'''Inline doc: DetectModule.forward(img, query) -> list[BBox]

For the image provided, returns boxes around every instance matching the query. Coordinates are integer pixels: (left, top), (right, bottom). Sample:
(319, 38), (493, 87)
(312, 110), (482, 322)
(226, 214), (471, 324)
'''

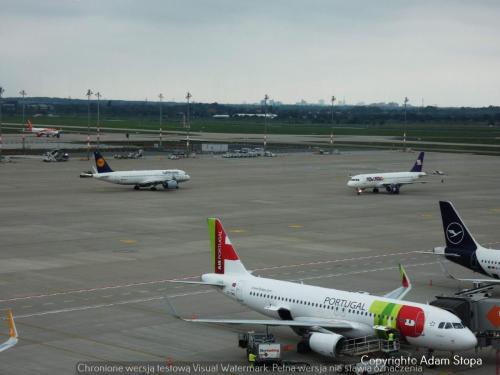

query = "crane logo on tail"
(96, 158), (106, 168)
(446, 222), (464, 245)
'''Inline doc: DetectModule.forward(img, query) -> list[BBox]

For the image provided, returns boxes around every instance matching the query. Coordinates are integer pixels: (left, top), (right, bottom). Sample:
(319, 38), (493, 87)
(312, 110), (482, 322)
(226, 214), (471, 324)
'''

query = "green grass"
(4, 114), (500, 145)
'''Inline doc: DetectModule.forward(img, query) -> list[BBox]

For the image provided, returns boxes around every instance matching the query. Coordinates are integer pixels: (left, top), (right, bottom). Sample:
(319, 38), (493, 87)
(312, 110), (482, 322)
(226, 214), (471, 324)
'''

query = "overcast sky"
(1, 0), (499, 106)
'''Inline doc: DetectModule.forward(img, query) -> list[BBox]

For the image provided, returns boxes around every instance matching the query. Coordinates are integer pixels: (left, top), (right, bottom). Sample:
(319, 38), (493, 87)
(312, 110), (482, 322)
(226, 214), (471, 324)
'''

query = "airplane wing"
(140, 177), (176, 187)
(165, 296), (356, 332)
(179, 316), (355, 331)
(382, 264), (412, 300)
(0, 310), (18, 353)
(435, 258), (500, 284)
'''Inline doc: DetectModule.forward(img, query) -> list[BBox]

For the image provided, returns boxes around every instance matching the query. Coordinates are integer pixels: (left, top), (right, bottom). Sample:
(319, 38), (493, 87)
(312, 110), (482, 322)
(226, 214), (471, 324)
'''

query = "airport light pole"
(403, 96), (409, 146)
(95, 91), (101, 150)
(19, 90), (27, 125)
(263, 94), (269, 151)
(159, 93), (163, 148)
(0, 86), (4, 160)
(330, 95), (336, 125)
(186, 92), (191, 153)
(86, 89), (93, 159)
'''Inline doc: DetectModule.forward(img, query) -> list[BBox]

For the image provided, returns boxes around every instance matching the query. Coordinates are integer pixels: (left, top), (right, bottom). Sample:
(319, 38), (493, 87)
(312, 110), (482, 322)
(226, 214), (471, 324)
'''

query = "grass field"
(3, 114), (500, 145)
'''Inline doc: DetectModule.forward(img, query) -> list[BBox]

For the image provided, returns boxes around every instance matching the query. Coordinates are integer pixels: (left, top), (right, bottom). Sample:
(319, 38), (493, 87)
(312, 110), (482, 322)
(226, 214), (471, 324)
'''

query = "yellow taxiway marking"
(421, 213), (433, 219)
(288, 224), (303, 229)
(120, 239), (137, 244)
(229, 229), (247, 233)
(490, 208), (500, 213)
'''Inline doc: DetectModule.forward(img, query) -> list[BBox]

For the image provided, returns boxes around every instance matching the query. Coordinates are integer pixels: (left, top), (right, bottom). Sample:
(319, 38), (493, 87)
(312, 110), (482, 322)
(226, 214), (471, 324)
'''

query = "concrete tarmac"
(0, 150), (498, 374)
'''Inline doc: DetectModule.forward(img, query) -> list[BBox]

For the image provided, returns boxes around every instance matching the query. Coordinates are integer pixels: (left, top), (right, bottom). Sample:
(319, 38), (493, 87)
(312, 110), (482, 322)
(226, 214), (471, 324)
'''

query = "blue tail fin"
(439, 201), (478, 252)
(94, 151), (113, 173)
(410, 152), (424, 172)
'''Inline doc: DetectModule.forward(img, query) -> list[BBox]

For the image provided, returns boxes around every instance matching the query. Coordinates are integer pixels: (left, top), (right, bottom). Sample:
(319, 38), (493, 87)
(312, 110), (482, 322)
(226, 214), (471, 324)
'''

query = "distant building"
(212, 114), (230, 118)
(234, 113), (277, 119)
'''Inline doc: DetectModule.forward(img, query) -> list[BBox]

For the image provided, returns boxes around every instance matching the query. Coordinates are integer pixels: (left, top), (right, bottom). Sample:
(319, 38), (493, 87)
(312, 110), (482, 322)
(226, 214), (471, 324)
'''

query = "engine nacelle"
(309, 332), (345, 358)
(163, 180), (178, 189)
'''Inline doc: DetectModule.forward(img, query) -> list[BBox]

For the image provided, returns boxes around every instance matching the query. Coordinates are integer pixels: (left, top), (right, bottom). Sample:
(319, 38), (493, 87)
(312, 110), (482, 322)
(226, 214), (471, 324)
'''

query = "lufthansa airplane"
(347, 152), (426, 195)
(171, 218), (477, 358)
(91, 151), (190, 190)
(0, 310), (18, 353)
(430, 201), (500, 284)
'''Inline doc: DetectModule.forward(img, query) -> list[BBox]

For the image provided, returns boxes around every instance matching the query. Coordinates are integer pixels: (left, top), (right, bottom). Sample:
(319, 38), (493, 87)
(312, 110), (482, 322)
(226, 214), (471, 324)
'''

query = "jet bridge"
(431, 291), (500, 348)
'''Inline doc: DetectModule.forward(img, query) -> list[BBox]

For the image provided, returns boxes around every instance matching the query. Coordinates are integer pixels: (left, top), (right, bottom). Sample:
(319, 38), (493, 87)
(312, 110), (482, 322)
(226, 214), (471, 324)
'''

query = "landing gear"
(133, 185), (140, 190)
(297, 340), (311, 354)
(373, 188), (379, 193)
(386, 185), (400, 194)
(422, 349), (437, 368)
(356, 188), (362, 196)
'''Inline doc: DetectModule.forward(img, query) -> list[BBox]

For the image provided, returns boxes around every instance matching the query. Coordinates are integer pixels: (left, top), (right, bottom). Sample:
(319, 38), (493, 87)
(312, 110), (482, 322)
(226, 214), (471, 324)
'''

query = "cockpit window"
(453, 323), (464, 329)
(445, 322), (452, 329)
(438, 322), (445, 329)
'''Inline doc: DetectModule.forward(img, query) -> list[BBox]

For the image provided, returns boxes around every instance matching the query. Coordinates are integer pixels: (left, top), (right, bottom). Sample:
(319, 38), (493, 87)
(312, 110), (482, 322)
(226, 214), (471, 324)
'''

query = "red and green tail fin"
(208, 218), (248, 275)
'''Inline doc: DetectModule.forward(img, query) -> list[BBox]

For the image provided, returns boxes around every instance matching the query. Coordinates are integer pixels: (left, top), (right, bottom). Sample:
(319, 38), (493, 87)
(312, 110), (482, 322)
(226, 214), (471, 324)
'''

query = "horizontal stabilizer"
(169, 280), (224, 287)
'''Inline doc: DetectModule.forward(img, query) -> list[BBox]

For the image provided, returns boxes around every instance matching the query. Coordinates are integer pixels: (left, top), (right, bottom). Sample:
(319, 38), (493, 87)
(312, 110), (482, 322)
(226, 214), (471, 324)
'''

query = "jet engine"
(308, 332), (345, 358)
(163, 180), (178, 189)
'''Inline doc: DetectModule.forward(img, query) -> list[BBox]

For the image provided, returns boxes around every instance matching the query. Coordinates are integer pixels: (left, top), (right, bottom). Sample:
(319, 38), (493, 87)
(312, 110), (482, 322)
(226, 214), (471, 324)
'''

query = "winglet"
(399, 264), (410, 289)
(383, 264), (412, 300)
(7, 310), (17, 339)
(165, 297), (181, 320)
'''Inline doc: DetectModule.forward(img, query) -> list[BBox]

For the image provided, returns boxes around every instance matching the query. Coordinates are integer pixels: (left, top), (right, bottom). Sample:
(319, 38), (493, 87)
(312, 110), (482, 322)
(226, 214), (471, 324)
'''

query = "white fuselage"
(94, 169), (190, 186)
(348, 171), (426, 190)
(202, 272), (477, 352)
(29, 127), (60, 137)
(474, 246), (500, 279)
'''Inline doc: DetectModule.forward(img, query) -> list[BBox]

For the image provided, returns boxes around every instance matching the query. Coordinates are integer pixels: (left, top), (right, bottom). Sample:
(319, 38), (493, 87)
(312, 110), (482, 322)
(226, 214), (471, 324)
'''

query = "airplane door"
(235, 281), (245, 303)
(470, 253), (478, 271)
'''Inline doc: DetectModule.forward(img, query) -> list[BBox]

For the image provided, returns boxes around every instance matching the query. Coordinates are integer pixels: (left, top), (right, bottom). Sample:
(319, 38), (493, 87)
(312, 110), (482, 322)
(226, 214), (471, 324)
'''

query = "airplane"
(25, 120), (62, 138)
(169, 218), (477, 358)
(91, 151), (190, 190)
(347, 152), (426, 195)
(0, 310), (18, 353)
(428, 201), (500, 284)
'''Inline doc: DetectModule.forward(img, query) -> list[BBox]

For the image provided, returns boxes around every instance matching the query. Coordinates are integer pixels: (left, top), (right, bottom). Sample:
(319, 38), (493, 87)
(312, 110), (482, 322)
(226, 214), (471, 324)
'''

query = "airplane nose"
(456, 330), (477, 351)
(347, 181), (353, 187)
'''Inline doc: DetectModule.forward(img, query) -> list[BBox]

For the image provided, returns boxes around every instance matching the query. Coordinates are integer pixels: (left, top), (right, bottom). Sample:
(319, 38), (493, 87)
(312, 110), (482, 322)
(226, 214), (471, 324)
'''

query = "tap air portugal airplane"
(428, 201), (500, 284)
(25, 120), (62, 138)
(347, 152), (426, 195)
(0, 310), (18, 353)
(171, 218), (477, 358)
(91, 151), (190, 190)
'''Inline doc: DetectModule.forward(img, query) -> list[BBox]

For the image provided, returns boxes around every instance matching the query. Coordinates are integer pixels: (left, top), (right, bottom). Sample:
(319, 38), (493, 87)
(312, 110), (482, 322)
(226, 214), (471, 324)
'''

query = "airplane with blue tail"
(347, 152), (426, 195)
(429, 201), (500, 284)
(91, 151), (190, 190)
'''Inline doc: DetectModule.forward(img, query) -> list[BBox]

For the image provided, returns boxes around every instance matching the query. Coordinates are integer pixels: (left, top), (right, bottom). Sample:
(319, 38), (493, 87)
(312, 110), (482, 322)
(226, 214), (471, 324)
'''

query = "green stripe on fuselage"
(207, 218), (216, 271)
(369, 300), (402, 329)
